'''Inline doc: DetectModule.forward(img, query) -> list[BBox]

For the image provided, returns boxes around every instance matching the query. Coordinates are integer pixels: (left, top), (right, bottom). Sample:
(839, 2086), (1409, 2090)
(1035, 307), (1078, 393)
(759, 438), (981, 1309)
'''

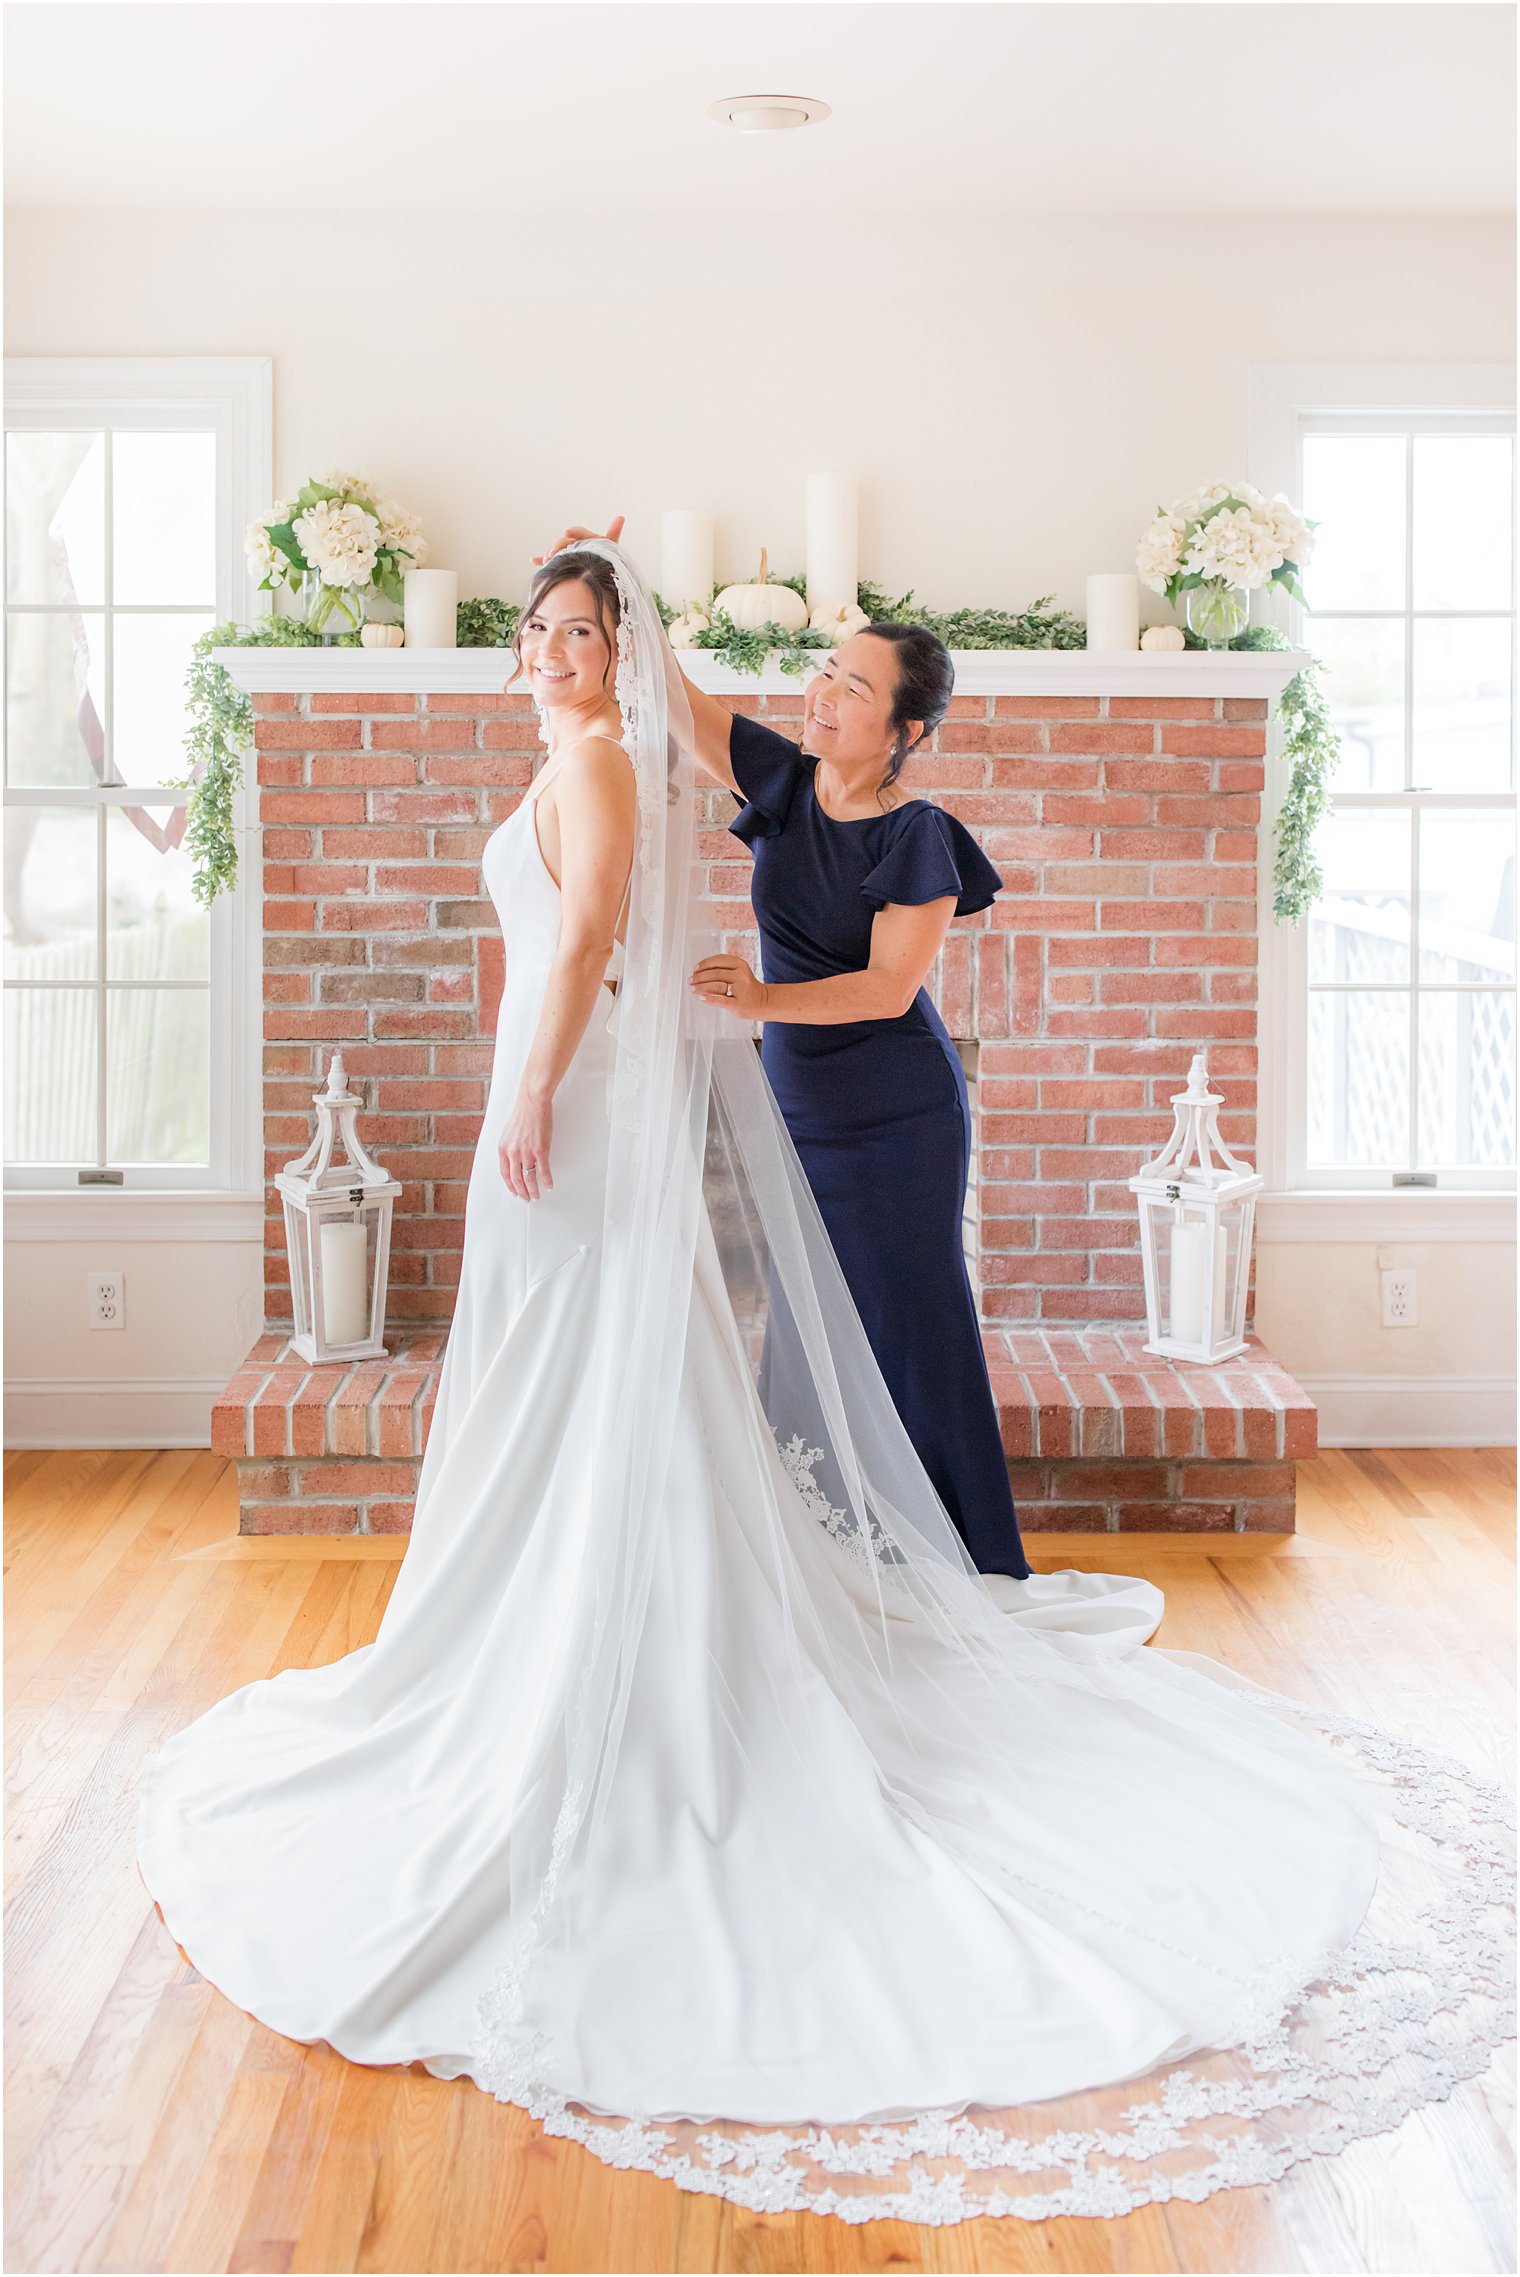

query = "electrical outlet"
(1380, 1266), (1417, 1328)
(88, 1270), (125, 1330)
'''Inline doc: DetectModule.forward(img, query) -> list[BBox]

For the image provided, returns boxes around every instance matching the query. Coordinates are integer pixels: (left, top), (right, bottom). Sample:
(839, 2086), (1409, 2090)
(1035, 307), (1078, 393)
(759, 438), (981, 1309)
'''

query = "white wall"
(5, 203), (1514, 1447)
(5, 207), (1513, 610)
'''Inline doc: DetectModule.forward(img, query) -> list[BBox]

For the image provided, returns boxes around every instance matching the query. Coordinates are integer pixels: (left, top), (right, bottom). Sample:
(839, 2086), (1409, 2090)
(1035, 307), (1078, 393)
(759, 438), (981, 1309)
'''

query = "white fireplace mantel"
(211, 646), (1309, 702)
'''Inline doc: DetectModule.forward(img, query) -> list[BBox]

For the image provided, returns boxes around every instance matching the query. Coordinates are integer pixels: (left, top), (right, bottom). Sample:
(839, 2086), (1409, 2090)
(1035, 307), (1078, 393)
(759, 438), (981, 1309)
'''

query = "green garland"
(174, 614), (361, 907)
(181, 587), (1336, 920)
(1189, 624), (1336, 925)
(857, 582), (1088, 651)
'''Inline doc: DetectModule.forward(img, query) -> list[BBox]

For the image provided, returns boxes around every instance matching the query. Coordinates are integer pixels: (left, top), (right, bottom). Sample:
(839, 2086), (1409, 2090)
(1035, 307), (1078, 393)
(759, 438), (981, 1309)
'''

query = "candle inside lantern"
(805, 472), (859, 620)
(1168, 1213), (1229, 1346)
(320, 1217), (369, 1346)
(404, 568), (458, 648)
(661, 510), (714, 612)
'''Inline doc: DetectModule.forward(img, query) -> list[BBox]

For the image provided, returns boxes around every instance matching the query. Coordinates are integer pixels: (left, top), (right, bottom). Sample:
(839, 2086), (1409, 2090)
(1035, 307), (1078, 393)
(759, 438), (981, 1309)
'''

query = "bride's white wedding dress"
(138, 544), (1512, 2225)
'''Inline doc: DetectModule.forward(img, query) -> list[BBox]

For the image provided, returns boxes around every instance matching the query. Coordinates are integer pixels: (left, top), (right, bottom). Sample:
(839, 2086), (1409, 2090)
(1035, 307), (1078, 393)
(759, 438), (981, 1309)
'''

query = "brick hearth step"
(214, 1326), (1314, 1538)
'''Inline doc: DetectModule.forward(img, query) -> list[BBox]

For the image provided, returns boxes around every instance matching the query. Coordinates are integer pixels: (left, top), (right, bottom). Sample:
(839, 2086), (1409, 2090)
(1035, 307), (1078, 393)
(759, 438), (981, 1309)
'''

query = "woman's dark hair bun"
(860, 622), (955, 788)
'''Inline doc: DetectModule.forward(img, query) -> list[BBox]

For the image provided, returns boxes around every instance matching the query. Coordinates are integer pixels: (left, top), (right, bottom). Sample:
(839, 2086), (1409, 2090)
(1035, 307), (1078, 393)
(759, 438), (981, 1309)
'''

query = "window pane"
(1419, 991), (1515, 1170)
(1412, 618), (1513, 793)
(3, 805), (98, 980)
(113, 431), (217, 606)
(105, 805), (207, 979)
(1308, 989), (1409, 1167)
(1413, 435), (1514, 611)
(111, 612), (212, 787)
(1308, 809), (1410, 983)
(1314, 617), (1405, 791)
(106, 987), (210, 1164)
(1419, 810), (1516, 986)
(5, 610), (107, 788)
(1302, 434), (1406, 611)
(5, 431), (104, 606)
(3, 987), (97, 1163)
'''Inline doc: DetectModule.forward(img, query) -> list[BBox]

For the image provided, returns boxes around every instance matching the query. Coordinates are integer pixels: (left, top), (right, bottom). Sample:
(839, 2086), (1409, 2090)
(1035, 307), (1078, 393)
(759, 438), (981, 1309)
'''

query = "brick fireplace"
(212, 646), (1314, 1536)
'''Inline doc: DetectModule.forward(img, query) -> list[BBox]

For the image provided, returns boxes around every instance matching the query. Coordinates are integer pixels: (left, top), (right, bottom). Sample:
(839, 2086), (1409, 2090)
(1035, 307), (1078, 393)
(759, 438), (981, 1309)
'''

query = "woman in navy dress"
(683, 626), (1032, 1580)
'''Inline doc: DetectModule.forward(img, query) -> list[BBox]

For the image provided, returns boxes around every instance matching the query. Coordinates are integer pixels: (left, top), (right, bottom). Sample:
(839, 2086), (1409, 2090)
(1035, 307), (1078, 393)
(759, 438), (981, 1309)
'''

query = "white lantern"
(1129, 1052), (1263, 1365)
(275, 1054), (402, 1363)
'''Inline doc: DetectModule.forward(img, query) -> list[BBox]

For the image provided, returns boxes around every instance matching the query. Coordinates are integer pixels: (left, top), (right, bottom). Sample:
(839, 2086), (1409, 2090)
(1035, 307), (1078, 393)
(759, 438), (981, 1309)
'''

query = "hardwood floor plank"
(164, 2056), (300, 2276)
(228, 2041), (351, 2276)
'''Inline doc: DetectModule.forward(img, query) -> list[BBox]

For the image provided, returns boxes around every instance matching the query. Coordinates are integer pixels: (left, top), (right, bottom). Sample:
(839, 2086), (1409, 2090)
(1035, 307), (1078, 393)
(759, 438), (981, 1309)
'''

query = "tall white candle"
(403, 568), (458, 648)
(1085, 573), (1141, 653)
(320, 1217), (370, 1346)
(805, 473), (859, 619)
(1168, 1216), (1209, 1346)
(660, 510), (714, 612)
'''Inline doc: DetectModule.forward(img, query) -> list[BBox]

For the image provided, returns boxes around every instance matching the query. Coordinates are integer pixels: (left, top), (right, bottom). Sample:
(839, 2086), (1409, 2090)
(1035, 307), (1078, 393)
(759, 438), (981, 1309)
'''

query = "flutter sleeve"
(727, 713), (807, 847)
(859, 805), (1003, 917)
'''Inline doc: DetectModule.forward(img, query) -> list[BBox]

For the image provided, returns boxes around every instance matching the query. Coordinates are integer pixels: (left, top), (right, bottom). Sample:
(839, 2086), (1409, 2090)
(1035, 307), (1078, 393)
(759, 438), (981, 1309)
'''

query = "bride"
(137, 539), (1511, 2225)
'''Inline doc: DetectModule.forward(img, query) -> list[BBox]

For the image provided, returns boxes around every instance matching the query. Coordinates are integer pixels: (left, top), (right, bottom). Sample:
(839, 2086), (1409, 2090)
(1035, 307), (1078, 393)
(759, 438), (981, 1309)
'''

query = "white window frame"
(1249, 361), (1518, 1243)
(3, 356), (270, 1208)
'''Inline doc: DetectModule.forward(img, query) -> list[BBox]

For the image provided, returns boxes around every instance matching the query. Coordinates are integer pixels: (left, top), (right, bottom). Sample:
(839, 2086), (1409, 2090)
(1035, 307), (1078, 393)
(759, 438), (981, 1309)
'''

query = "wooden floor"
(5, 1446), (1515, 2276)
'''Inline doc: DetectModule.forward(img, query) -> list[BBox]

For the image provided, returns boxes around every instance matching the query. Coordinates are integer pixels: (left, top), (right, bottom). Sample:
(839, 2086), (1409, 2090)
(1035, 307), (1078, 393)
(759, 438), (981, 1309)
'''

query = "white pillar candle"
(1168, 1216), (1209, 1346)
(403, 568), (459, 648)
(320, 1217), (370, 1346)
(805, 472), (859, 619)
(661, 510), (714, 612)
(1085, 573), (1141, 653)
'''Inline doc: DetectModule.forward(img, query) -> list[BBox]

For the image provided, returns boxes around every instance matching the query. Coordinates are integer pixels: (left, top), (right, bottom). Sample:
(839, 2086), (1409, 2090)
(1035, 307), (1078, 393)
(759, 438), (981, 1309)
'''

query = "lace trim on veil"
(473, 1695), (1513, 2226)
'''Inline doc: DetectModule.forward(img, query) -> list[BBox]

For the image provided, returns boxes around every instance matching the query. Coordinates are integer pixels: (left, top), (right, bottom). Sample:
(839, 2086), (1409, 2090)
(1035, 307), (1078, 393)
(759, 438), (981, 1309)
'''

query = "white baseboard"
(1299, 1373), (1516, 1448)
(3, 1376), (222, 1449)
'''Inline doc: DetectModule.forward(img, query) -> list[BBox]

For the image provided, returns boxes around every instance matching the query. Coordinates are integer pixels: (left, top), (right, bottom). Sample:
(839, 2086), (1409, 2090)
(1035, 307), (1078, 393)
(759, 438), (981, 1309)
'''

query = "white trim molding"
(1256, 1190), (1516, 1244)
(210, 645), (1311, 702)
(3, 1374), (229, 1449)
(3, 1190), (265, 1243)
(1301, 1373), (1516, 1449)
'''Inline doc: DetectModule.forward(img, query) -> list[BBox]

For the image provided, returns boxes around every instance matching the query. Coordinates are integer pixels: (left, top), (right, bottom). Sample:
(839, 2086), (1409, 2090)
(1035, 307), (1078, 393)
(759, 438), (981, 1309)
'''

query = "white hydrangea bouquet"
(1137, 482), (1315, 645)
(246, 468), (428, 635)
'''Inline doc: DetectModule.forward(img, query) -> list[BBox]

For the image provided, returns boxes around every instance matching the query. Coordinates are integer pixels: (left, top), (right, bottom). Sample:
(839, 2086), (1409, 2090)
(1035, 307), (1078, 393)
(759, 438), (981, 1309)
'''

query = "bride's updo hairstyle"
(509, 549), (622, 696)
(861, 623), (955, 790)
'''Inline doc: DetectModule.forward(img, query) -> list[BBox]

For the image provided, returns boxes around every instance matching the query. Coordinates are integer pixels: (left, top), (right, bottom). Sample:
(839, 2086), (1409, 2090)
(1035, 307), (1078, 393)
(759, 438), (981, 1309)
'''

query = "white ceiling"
(4, 0), (1514, 218)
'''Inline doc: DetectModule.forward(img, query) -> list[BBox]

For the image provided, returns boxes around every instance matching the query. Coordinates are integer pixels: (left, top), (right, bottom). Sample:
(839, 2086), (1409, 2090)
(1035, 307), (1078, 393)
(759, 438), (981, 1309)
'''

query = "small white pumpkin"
(714, 549), (810, 633)
(667, 603), (711, 649)
(810, 600), (872, 645)
(1140, 623), (1186, 652)
(360, 622), (405, 648)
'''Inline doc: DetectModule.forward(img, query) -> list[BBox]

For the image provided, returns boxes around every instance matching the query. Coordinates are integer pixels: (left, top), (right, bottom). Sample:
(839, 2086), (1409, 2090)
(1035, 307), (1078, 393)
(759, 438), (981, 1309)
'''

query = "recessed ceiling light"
(708, 94), (832, 135)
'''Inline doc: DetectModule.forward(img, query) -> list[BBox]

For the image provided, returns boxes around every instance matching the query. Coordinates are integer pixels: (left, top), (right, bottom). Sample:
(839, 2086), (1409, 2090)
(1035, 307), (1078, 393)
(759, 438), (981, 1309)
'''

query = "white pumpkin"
(1140, 623), (1186, 652)
(360, 622), (405, 648)
(667, 603), (711, 649)
(809, 600), (871, 645)
(714, 549), (810, 633)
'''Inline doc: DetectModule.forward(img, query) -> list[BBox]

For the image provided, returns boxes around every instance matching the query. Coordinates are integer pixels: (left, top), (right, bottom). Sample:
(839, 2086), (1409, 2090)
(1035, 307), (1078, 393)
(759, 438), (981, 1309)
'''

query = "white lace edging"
(469, 1697), (1515, 2226)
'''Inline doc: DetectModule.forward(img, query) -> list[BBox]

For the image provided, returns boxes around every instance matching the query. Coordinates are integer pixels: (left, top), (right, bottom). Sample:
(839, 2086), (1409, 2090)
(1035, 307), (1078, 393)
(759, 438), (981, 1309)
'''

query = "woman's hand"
(531, 516), (625, 568)
(691, 955), (768, 1019)
(499, 1088), (554, 1201)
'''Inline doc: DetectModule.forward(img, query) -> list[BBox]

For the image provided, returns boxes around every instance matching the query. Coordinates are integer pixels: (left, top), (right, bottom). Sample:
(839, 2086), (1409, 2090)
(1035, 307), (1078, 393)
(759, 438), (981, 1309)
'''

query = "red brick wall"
(254, 686), (1265, 1330)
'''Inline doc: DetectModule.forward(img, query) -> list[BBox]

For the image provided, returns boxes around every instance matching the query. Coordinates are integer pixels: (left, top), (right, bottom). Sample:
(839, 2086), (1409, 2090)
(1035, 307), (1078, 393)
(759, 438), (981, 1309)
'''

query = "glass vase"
(302, 571), (368, 642)
(1184, 580), (1249, 649)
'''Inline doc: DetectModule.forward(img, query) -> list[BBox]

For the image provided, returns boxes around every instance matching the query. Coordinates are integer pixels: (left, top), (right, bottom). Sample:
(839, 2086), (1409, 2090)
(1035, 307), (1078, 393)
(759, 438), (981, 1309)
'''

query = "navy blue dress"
(728, 714), (1031, 1579)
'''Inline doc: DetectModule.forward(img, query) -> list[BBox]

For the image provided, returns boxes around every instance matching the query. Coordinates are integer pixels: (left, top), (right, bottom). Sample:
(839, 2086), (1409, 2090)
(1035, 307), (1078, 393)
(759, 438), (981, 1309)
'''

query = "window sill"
(1257, 1190), (1515, 1244)
(3, 1190), (266, 1243)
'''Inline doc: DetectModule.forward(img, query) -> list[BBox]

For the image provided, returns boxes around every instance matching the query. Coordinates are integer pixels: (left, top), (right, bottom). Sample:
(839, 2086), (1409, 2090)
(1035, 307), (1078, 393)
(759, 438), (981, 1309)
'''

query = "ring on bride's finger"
(725, 983), (734, 997)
